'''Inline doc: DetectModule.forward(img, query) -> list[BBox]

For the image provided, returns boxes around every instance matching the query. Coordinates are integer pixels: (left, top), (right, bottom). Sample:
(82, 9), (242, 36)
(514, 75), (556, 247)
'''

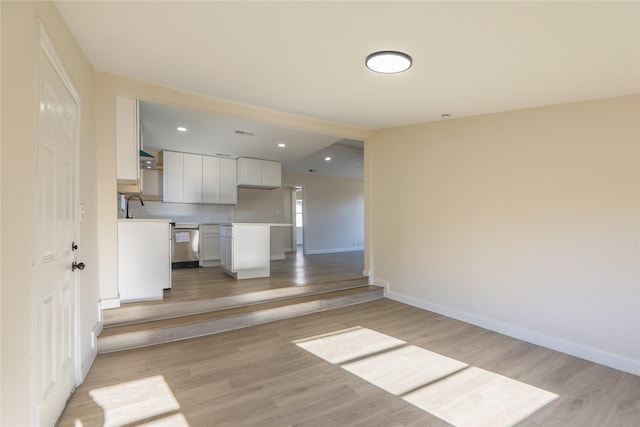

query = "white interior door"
(35, 26), (80, 425)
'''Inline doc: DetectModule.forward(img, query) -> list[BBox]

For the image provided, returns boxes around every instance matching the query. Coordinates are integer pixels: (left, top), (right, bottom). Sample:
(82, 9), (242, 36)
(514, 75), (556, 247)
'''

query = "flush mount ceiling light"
(324, 156), (332, 161)
(365, 50), (412, 74)
(177, 126), (187, 132)
(277, 143), (286, 148)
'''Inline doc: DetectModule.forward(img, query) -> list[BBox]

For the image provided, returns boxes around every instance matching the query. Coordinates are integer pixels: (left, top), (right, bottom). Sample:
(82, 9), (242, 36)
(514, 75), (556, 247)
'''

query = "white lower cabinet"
(118, 219), (171, 302)
(200, 225), (221, 267)
(220, 224), (271, 279)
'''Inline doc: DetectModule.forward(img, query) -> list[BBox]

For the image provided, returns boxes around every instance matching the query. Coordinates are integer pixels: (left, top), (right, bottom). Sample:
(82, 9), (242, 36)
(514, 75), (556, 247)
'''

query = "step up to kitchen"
(98, 284), (383, 353)
(103, 277), (370, 327)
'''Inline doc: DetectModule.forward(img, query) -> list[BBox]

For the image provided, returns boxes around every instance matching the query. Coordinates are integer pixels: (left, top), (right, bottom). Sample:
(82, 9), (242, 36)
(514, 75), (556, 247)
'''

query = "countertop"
(118, 218), (173, 223)
(220, 223), (292, 227)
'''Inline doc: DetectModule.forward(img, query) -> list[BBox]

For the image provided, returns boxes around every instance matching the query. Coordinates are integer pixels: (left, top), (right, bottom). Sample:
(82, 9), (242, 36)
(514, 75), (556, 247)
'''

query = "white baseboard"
(385, 288), (640, 376)
(80, 320), (102, 383)
(305, 246), (364, 255)
(100, 297), (120, 310)
(270, 254), (286, 260)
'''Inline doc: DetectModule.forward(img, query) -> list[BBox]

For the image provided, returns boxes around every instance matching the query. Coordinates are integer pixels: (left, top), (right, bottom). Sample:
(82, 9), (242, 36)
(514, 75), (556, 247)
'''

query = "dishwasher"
(171, 224), (200, 269)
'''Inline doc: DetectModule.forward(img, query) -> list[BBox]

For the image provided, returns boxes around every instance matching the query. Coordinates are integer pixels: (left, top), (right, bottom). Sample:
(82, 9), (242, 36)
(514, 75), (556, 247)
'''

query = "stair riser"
(98, 289), (382, 353)
(104, 278), (369, 327)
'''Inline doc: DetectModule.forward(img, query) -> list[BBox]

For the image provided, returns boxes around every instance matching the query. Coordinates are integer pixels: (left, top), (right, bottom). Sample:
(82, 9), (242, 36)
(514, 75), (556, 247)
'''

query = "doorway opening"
(295, 187), (304, 252)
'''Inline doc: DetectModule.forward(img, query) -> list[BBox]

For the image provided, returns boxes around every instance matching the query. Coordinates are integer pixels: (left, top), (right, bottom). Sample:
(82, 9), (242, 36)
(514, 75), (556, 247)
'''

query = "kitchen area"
(115, 97), (301, 304)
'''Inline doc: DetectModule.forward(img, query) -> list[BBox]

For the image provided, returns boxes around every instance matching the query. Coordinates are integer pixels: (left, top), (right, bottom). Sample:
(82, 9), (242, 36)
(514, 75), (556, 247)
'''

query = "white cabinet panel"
(162, 151), (184, 203)
(116, 96), (140, 184)
(202, 155), (221, 203)
(220, 157), (237, 204)
(118, 220), (171, 302)
(220, 225), (232, 271)
(165, 151), (237, 205)
(237, 157), (262, 186)
(200, 225), (221, 267)
(261, 160), (282, 188)
(237, 157), (281, 189)
(183, 153), (203, 203)
(220, 224), (271, 279)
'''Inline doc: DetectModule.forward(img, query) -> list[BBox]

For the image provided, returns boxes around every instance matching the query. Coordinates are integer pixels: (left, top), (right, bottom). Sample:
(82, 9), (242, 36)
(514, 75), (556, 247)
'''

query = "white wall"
(1, 1), (99, 424)
(370, 96), (640, 375)
(284, 173), (364, 254)
(282, 187), (294, 252)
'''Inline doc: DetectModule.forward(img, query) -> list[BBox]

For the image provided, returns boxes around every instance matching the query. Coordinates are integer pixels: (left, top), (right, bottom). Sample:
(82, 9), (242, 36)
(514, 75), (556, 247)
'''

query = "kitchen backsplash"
(120, 198), (234, 224)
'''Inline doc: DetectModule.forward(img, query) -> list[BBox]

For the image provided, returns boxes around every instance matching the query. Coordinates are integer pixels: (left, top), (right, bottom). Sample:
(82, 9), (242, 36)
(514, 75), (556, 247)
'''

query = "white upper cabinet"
(163, 150), (237, 205)
(115, 96), (140, 184)
(261, 160), (282, 188)
(220, 157), (237, 204)
(237, 157), (282, 189)
(162, 150), (184, 203)
(202, 155), (222, 203)
(183, 153), (203, 203)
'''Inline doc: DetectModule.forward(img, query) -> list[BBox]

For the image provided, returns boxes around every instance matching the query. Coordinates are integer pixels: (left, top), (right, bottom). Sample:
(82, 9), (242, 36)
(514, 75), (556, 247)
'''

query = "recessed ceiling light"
(177, 126), (187, 132)
(325, 157), (332, 161)
(365, 51), (412, 74)
(277, 143), (286, 148)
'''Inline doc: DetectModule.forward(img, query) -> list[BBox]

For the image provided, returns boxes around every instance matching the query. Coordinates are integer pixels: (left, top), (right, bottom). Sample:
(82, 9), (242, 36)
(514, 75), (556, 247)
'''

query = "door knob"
(72, 261), (85, 271)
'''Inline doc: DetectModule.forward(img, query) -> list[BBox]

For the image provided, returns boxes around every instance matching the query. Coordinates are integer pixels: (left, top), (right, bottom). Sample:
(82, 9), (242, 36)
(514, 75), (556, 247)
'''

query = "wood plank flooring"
(59, 299), (640, 426)
(126, 248), (365, 306)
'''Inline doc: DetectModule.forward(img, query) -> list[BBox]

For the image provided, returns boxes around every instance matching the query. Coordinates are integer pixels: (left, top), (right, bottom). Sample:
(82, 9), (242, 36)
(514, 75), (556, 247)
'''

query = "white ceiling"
(139, 101), (363, 179)
(54, 1), (638, 177)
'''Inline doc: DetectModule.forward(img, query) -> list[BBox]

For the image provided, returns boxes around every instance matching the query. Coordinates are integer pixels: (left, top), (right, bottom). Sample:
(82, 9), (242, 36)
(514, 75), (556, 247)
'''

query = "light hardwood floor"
(60, 298), (639, 426)
(128, 248), (366, 306)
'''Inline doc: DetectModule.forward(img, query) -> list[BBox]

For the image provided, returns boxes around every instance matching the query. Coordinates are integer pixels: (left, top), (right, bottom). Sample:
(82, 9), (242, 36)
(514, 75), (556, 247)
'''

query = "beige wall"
(284, 173), (365, 255)
(235, 187), (287, 257)
(1, 1), (98, 424)
(370, 95), (640, 374)
(94, 72), (371, 302)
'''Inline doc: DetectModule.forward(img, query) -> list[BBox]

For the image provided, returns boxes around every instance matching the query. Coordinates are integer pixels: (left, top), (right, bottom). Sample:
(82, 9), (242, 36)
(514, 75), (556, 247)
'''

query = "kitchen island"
(220, 223), (291, 279)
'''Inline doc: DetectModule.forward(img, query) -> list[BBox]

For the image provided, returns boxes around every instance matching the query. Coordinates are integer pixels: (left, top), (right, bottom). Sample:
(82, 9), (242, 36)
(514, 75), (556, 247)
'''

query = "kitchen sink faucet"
(125, 195), (144, 219)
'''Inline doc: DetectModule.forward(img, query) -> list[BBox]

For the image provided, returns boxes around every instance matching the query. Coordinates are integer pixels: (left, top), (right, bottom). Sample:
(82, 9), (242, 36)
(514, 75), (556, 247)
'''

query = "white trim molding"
(305, 246), (364, 255)
(384, 286), (640, 376)
(100, 298), (121, 310)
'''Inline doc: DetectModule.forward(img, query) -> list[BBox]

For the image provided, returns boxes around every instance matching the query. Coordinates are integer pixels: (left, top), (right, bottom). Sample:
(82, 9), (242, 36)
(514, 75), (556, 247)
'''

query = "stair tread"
(100, 285), (380, 338)
(103, 277), (370, 327)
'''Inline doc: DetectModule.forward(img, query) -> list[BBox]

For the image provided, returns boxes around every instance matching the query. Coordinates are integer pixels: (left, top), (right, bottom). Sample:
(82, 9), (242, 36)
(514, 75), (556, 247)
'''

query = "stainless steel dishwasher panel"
(171, 227), (200, 268)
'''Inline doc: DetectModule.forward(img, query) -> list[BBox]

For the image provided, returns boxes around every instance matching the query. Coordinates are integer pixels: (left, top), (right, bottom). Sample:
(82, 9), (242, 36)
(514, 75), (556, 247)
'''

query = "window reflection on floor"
(295, 327), (558, 427)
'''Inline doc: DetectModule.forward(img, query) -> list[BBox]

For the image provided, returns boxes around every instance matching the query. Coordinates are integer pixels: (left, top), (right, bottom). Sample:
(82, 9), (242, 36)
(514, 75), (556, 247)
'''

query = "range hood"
(140, 150), (157, 169)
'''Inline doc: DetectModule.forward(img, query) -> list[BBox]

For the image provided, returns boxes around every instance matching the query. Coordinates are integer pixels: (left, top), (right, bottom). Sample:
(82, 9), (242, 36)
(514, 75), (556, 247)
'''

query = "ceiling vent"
(234, 130), (255, 136)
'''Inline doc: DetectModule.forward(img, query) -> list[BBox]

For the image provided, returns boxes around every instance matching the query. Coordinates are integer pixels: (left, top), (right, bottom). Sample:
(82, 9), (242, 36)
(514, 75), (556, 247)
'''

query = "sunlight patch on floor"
(342, 344), (468, 395)
(137, 412), (190, 426)
(404, 366), (558, 426)
(88, 375), (187, 426)
(293, 326), (406, 364)
(295, 327), (558, 426)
